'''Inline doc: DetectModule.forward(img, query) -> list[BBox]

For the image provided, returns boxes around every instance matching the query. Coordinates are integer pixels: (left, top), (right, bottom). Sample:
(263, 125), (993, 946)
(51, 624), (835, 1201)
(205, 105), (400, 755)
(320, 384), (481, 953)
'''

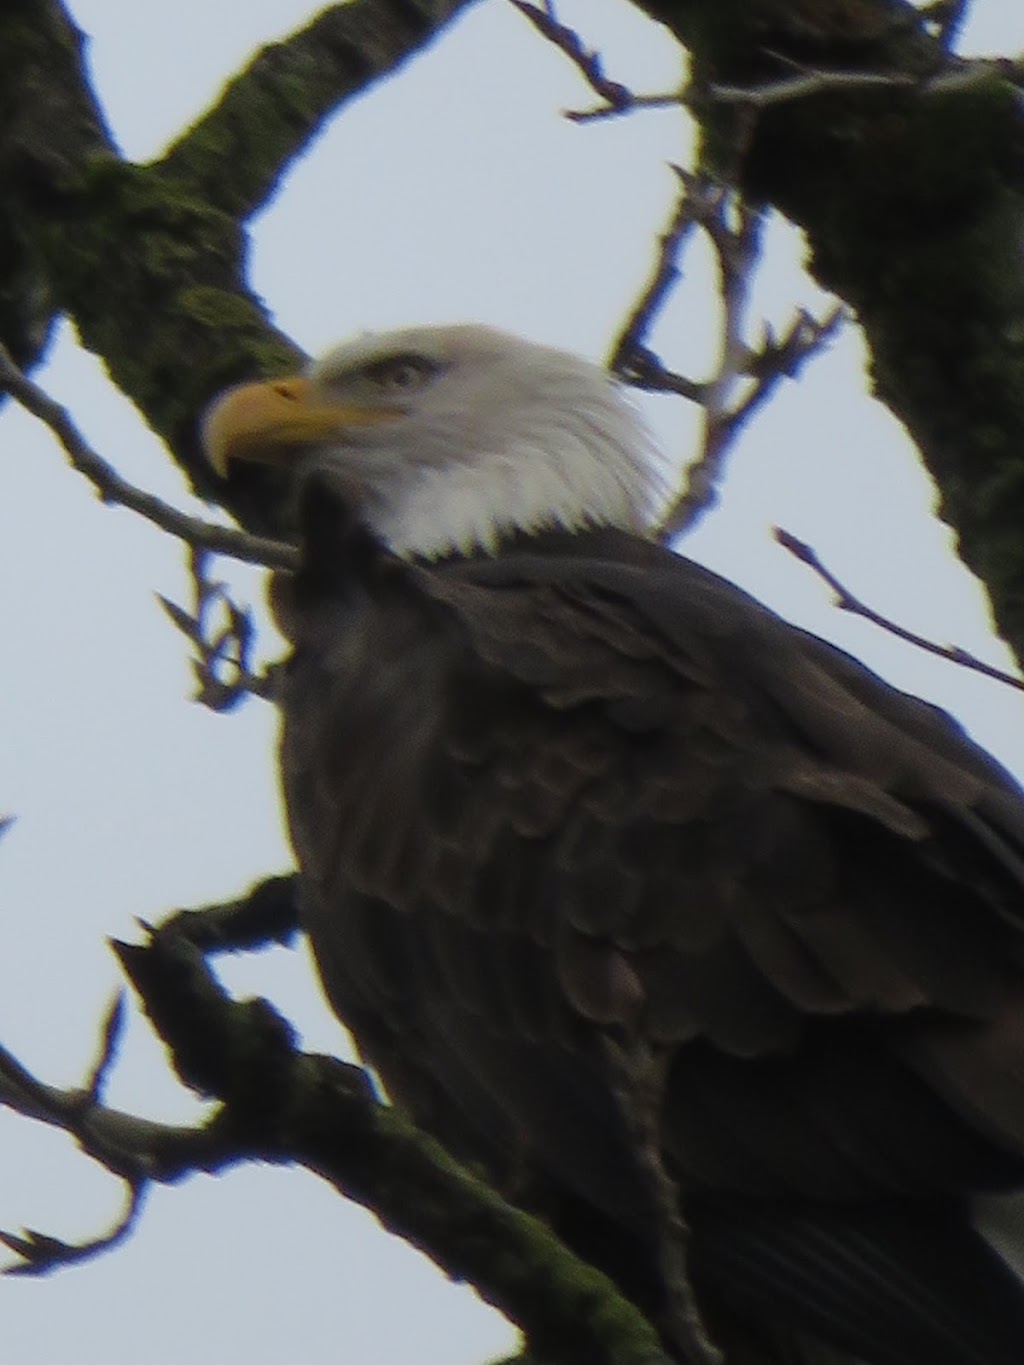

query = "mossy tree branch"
(0, 0), (474, 535)
(117, 920), (671, 1365)
(160, 0), (476, 220)
(3, 878), (670, 1365)
(628, 0), (1024, 665)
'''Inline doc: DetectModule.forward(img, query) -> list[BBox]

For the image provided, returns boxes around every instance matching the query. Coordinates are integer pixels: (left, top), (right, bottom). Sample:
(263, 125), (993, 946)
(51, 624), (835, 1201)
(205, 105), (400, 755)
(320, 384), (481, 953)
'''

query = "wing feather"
(281, 523), (1024, 1204)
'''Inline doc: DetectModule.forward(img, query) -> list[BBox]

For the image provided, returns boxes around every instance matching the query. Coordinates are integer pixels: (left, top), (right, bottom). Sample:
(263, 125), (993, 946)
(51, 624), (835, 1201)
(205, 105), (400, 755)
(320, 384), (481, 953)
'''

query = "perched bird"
(204, 325), (1024, 1365)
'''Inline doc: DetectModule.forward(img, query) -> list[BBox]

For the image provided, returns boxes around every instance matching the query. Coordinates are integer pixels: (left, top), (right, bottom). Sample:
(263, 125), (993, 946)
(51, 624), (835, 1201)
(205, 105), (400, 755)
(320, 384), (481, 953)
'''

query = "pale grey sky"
(2, 3), (1024, 1362)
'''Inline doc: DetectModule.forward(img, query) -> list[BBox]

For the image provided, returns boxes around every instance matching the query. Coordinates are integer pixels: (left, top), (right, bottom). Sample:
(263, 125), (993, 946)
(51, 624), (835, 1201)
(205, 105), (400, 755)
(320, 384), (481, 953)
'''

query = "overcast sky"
(2, 3), (1024, 1363)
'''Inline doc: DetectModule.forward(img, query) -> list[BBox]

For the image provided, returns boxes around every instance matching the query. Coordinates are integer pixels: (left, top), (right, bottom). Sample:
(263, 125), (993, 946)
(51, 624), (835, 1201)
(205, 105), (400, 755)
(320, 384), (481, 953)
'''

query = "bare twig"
(521, 4), (1023, 129)
(567, 91), (683, 124)
(609, 170), (843, 542)
(708, 65), (917, 112)
(507, 1), (634, 119)
(3, 1182), (147, 1278)
(610, 169), (708, 402)
(713, 303), (846, 449)
(85, 994), (127, 1106)
(650, 191), (764, 540)
(708, 54), (1024, 111)
(0, 1029), (208, 1277)
(158, 546), (282, 711)
(0, 344), (298, 572)
(775, 527), (1024, 694)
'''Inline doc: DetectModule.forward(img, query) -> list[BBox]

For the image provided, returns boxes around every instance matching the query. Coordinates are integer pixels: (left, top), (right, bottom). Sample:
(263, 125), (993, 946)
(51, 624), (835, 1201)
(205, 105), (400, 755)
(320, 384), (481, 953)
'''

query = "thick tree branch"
(2, 874), (671, 1365)
(160, 0), (478, 220)
(117, 922), (671, 1365)
(0, 0), (475, 540)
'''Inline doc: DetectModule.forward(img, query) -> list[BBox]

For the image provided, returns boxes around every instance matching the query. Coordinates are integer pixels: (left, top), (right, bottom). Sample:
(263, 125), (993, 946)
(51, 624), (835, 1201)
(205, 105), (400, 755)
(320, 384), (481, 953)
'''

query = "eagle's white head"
(202, 324), (663, 559)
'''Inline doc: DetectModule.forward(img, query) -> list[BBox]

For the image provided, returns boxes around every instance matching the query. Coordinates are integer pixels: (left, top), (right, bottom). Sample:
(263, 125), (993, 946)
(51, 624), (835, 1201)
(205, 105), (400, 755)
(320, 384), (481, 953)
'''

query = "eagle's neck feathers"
(355, 393), (662, 561)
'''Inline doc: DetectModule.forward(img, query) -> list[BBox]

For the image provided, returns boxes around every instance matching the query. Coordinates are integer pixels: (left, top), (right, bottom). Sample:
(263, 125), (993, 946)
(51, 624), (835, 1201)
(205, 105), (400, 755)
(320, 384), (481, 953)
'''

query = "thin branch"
(158, 546), (282, 711)
(610, 170), (707, 401)
(567, 91), (682, 124)
(774, 527), (1024, 693)
(3, 1183), (148, 1278)
(523, 9), (1022, 129)
(159, 0), (475, 220)
(0, 1036), (198, 1172)
(84, 994), (127, 1107)
(688, 301), (845, 471)
(0, 880), (296, 1196)
(651, 191), (764, 539)
(507, 1), (635, 119)
(609, 171), (843, 543)
(0, 345), (298, 572)
(708, 53), (1024, 111)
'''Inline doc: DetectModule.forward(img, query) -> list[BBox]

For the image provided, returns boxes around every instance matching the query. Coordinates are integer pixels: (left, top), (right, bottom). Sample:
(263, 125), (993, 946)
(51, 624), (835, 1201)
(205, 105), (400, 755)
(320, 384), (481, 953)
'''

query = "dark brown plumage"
(204, 327), (1024, 1365)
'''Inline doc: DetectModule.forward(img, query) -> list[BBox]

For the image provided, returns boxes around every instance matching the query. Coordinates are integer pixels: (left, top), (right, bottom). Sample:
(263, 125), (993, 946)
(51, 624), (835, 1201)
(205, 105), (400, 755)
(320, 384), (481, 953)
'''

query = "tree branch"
(657, 299), (843, 540)
(2, 872), (672, 1365)
(160, 0), (478, 220)
(610, 173), (707, 403)
(774, 526), (1024, 694)
(609, 170), (842, 540)
(158, 547), (285, 711)
(626, 0), (1024, 665)
(507, 2), (635, 119)
(0, 343), (298, 570)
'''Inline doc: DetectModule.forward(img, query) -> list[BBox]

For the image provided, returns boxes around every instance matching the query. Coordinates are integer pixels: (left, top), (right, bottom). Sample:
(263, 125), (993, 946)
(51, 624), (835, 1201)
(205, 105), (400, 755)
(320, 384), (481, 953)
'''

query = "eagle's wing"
(279, 521), (1024, 1364)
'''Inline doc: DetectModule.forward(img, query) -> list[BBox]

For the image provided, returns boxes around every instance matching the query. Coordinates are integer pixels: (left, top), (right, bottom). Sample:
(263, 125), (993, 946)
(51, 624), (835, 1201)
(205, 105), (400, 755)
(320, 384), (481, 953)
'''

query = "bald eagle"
(204, 326), (1024, 1365)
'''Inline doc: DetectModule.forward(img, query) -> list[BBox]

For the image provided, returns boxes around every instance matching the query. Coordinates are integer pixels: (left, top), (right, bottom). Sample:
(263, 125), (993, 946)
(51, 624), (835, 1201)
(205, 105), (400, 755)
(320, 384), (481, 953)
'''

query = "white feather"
(307, 325), (665, 559)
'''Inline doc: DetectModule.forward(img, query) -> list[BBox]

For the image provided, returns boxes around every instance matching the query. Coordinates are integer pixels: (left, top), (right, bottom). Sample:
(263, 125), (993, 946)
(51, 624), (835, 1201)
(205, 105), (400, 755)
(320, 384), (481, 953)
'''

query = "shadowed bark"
(633, 0), (1024, 662)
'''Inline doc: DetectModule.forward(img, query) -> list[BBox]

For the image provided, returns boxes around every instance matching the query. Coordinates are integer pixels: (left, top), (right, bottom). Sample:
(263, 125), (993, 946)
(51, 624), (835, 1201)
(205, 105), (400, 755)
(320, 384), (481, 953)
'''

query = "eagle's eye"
(360, 353), (440, 394)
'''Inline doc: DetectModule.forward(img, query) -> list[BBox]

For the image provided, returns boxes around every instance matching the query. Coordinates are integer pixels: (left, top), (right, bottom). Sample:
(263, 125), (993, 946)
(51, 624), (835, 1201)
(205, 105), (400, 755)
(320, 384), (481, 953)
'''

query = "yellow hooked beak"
(201, 375), (402, 478)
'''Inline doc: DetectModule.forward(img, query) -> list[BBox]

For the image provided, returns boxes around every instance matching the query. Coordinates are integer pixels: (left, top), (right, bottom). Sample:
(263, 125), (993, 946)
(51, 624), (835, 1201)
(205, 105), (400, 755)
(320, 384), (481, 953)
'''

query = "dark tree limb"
(1, 875), (672, 1365)
(153, 874), (302, 953)
(118, 923), (672, 1365)
(626, 0), (1024, 666)
(160, 0), (478, 221)
(0, 0), (474, 537)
